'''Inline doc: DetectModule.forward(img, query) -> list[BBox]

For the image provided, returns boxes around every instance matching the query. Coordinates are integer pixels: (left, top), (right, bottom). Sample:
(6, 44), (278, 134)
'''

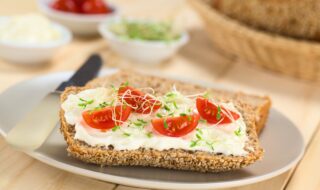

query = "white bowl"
(98, 21), (189, 64)
(37, 0), (118, 36)
(0, 18), (72, 65)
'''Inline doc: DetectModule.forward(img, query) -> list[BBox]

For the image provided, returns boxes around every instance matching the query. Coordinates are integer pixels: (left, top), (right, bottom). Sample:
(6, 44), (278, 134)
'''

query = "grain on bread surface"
(212, 0), (320, 41)
(60, 70), (269, 172)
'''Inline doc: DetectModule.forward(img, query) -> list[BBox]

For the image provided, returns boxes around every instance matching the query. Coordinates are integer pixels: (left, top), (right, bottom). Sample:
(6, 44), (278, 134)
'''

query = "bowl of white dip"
(0, 14), (72, 64)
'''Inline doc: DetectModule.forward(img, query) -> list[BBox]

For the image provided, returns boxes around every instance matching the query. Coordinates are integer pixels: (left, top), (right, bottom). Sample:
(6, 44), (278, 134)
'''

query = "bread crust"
(59, 70), (268, 172)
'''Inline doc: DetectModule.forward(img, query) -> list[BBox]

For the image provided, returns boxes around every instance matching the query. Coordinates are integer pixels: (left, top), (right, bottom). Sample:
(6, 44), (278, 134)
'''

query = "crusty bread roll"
(212, 0), (320, 41)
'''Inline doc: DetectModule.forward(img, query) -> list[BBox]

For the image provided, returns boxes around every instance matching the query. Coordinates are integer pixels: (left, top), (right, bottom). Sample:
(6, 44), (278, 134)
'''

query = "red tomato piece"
(118, 85), (161, 114)
(196, 97), (240, 124)
(51, 0), (81, 13)
(82, 105), (132, 130)
(151, 114), (200, 137)
(81, 0), (113, 14)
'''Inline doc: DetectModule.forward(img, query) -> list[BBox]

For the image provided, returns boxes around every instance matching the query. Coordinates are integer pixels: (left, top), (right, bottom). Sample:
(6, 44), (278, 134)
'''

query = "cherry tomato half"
(196, 97), (240, 124)
(118, 85), (161, 114)
(82, 105), (132, 130)
(151, 114), (200, 137)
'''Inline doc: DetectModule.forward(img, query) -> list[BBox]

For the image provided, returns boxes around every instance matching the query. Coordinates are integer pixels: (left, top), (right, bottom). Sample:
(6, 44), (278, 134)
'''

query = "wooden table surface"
(1, 0), (320, 190)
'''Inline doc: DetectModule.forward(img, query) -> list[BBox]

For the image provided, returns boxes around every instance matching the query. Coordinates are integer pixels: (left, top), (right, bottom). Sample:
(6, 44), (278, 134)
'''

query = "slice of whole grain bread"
(60, 70), (270, 172)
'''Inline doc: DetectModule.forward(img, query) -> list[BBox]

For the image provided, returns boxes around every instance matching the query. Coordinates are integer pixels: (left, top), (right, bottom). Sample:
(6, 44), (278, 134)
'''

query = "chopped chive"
(133, 122), (143, 126)
(156, 113), (163, 118)
(111, 84), (118, 92)
(216, 105), (222, 120)
(99, 102), (108, 108)
(137, 119), (147, 124)
(199, 119), (207, 123)
(234, 128), (242, 136)
(123, 132), (131, 137)
(146, 132), (153, 138)
(163, 119), (169, 129)
(190, 140), (198, 148)
(112, 126), (120, 132)
(173, 101), (178, 109)
(187, 115), (192, 121)
(206, 141), (214, 151)
(180, 113), (187, 116)
(78, 98), (94, 109)
(196, 133), (202, 140)
(196, 128), (203, 134)
(166, 92), (176, 97)
(164, 104), (171, 111)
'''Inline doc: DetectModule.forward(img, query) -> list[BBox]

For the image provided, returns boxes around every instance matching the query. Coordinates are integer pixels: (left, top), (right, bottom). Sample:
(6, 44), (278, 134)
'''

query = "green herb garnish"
(146, 132), (153, 138)
(216, 105), (222, 120)
(206, 141), (214, 151)
(137, 118), (147, 124)
(190, 128), (214, 150)
(110, 84), (117, 92)
(199, 119), (207, 123)
(234, 128), (242, 136)
(164, 104), (171, 111)
(196, 128), (203, 134)
(163, 119), (169, 129)
(109, 20), (181, 42)
(173, 101), (178, 109)
(156, 113), (163, 118)
(112, 126), (120, 132)
(166, 92), (176, 97)
(78, 98), (94, 109)
(123, 132), (131, 137)
(180, 113), (187, 117)
(190, 140), (199, 148)
(94, 100), (115, 110)
(196, 133), (202, 140)
(133, 119), (148, 130)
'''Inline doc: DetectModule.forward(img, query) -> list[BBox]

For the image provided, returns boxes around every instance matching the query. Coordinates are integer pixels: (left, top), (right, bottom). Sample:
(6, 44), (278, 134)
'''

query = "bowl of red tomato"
(37, 0), (118, 36)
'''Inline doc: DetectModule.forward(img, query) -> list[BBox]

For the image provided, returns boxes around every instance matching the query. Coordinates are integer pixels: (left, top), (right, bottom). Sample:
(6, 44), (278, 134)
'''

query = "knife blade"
(6, 54), (102, 151)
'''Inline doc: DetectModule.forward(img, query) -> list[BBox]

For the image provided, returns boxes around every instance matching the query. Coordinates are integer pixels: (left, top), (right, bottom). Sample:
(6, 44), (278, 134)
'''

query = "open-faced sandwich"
(60, 70), (271, 172)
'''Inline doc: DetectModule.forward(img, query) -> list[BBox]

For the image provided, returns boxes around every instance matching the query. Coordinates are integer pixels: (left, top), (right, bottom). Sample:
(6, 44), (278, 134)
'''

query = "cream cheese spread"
(61, 87), (249, 156)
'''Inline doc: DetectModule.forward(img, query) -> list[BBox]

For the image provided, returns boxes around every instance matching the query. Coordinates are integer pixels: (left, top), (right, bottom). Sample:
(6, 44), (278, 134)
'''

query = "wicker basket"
(189, 0), (320, 81)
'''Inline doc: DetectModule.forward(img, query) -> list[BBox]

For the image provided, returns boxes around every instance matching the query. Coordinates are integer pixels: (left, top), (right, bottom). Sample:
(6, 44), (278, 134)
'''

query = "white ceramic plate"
(0, 69), (304, 190)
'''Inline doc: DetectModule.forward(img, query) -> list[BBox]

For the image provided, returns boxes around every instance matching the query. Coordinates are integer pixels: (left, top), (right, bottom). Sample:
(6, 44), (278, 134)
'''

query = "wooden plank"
(285, 123), (320, 190)
(224, 172), (290, 190)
